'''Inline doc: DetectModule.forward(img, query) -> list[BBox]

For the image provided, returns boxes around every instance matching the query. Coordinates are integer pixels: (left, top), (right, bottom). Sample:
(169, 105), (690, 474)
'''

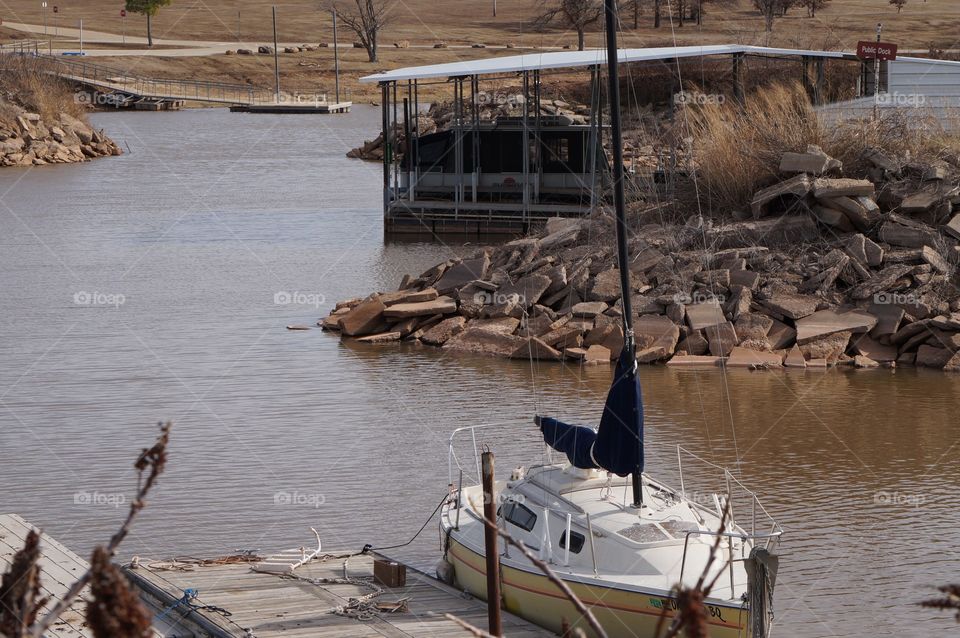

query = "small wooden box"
(373, 558), (406, 588)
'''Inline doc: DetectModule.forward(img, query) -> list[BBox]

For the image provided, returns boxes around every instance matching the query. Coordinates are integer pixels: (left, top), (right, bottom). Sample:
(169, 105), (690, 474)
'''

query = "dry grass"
(0, 55), (86, 122)
(679, 82), (960, 214)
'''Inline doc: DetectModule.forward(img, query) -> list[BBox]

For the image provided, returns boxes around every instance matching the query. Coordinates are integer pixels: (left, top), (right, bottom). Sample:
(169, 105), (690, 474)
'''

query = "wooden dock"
(229, 102), (352, 114)
(0, 514), (93, 638)
(124, 550), (554, 638)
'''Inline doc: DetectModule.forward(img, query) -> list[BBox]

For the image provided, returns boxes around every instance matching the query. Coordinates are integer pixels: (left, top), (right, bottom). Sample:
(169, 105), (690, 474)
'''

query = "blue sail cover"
(538, 346), (644, 477)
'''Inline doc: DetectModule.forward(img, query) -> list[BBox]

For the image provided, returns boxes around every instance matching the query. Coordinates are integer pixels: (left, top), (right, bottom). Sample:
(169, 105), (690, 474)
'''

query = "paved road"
(3, 20), (562, 57)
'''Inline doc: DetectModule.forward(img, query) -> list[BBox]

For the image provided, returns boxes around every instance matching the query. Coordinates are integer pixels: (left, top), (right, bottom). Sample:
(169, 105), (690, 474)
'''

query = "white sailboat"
(435, 2), (782, 636)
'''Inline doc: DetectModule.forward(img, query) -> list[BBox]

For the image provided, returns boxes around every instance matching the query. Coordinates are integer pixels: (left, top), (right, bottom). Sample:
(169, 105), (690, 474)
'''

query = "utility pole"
(873, 22), (883, 120)
(237, 10), (241, 42)
(79, 18), (83, 55)
(493, 0), (497, 17)
(272, 6), (281, 102)
(41, 2), (47, 35)
(332, 9), (341, 103)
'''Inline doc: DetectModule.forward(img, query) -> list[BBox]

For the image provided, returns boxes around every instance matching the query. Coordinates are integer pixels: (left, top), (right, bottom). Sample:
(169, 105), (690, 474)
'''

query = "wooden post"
(481, 451), (502, 637)
(732, 53), (744, 105)
(272, 6), (281, 102)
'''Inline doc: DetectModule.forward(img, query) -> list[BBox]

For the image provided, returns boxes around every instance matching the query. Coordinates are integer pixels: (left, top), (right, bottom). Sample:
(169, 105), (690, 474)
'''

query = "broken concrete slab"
(879, 221), (940, 249)
(583, 344), (612, 364)
(705, 321), (738, 357)
(635, 314), (680, 363)
(707, 216), (819, 249)
(725, 346), (783, 368)
(767, 318), (797, 350)
(587, 268), (624, 302)
(666, 355), (724, 367)
(916, 344), (954, 369)
(420, 316), (467, 345)
(471, 317), (521, 335)
(686, 301), (727, 330)
(850, 334), (898, 362)
(943, 214), (960, 240)
(677, 331), (709, 356)
(784, 344), (807, 368)
(433, 256), (490, 294)
(729, 269), (760, 290)
(498, 273), (553, 309)
(812, 177), (874, 199)
(811, 205), (854, 231)
(779, 145), (841, 175)
(378, 287), (439, 306)
(854, 354), (880, 368)
(867, 303), (905, 337)
(799, 330), (851, 362)
(795, 309), (877, 344)
(921, 246), (952, 275)
(944, 350), (960, 372)
(751, 174), (812, 218)
(338, 295), (388, 336)
(383, 296), (457, 319)
(734, 313), (774, 343)
(510, 336), (562, 361)
(572, 301), (608, 318)
(444, 327), (526, 357)
(356, 331), (401, 343)
(760, 292), (819, 320)
(849, 264), (913, 300)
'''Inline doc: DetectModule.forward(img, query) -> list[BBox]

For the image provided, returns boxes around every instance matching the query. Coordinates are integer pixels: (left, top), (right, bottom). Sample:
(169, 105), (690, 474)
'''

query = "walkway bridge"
(1, 44), (341, 109)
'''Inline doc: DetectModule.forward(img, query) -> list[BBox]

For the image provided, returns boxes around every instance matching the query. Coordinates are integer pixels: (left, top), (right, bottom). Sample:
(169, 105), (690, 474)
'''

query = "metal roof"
(359, 44), (851, 83)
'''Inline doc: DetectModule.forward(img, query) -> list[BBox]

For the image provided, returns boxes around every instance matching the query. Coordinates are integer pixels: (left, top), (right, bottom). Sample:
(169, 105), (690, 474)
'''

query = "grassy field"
(2, 0), (959, 101)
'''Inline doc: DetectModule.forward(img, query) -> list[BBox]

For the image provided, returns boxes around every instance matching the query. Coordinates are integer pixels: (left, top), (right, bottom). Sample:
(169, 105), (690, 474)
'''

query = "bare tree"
(333, 0), (390, 63)
(533, 0), (603, 51)
(800, 0), (830, 17)
(753, 0), (795, 31)
(889, 0), (907, 12)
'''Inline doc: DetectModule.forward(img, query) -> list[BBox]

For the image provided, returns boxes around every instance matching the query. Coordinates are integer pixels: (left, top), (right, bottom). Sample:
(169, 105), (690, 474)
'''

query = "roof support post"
(522, 71), (530, 222)
(381, 82), (390, 229)
(454, 78), (463, 218)
(472, 74), (480, 203)
(814, 58), (825, 106)
(534, 69), (542, 205)
(732, 52), (745, 105)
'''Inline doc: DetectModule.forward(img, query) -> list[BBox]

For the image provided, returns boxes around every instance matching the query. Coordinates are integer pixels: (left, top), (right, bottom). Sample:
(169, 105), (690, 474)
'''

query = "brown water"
(0, 107), (957, 637)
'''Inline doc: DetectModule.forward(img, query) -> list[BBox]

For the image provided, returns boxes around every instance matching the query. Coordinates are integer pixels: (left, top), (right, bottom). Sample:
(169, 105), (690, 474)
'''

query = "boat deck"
(124, 550), (554, 638)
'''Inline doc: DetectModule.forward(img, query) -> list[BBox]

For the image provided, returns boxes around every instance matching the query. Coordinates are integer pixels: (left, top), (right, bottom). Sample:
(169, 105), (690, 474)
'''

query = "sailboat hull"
(446, 536), (750, 638)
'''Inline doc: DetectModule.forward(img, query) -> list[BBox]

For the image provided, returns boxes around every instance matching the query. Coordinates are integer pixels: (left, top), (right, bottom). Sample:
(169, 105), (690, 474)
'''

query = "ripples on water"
(0, 107), (957, 637)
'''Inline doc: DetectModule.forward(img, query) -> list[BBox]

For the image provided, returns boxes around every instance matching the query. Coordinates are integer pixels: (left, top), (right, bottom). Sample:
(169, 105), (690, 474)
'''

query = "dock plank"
(125, 550), (555, 638)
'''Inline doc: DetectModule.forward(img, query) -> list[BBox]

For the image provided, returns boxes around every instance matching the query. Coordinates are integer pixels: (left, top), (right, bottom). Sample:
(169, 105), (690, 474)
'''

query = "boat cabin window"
(502, 501), (537, 532)
(559, 530), (585, 554)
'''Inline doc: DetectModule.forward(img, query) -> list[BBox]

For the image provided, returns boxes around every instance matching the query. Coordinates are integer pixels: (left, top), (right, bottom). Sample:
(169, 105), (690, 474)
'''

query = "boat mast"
(602, 0), (642, 508)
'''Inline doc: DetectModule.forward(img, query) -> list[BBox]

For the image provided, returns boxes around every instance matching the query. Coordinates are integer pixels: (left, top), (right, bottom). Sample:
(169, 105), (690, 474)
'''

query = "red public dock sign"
(857, 41), (898, 61)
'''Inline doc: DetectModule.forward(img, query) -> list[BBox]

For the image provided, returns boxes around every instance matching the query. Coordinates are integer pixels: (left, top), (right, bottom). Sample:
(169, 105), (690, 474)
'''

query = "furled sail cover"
(538, 347), (644, 477)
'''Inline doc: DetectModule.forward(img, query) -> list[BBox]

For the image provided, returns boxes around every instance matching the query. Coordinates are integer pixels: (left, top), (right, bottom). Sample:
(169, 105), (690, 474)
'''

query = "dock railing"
(0, 50), (337, 106)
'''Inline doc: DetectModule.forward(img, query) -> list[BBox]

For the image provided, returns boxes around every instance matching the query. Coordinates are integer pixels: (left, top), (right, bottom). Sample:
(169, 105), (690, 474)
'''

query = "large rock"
(433, 256), (490, 294)
(751, 174), (811, 218)
(916, 344), (953, 369)
(634, 315), (680, 362)
(686, 301), (726, 330)
(444, 327), (526, 357)
(799, 330), (851, 362)
(338, 295), (387, 336)
(849, 265), (913, 300)
(383, 296), (457, 319)
(868, 303), (905, 338)
(784, 344), (807, 368)
(496, 273), (552, 310)
(795, 309), (877, 344)
(705, 321), (738, 357)
(676, 331), (709, 356)
(587, 269), (623, 303)
(510, 337), (562, 361)
(572, 301), (608, 318)
(471, 317), (521, 334)
(420, 316), (467, 345)
(766, 318), (797, 350)
(735, 313), (774, 348)
(584, 323), (623, 357)
(944, 213), (960, 240)
(760, 293), (819, 320)
(850, 334), (898, 362)
(944, 351), (960, 372)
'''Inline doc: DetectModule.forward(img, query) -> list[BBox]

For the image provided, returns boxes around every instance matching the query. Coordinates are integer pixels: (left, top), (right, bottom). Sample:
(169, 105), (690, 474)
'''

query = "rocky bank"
(0, 106), (120, 167)
(321, 145), (960, 373)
